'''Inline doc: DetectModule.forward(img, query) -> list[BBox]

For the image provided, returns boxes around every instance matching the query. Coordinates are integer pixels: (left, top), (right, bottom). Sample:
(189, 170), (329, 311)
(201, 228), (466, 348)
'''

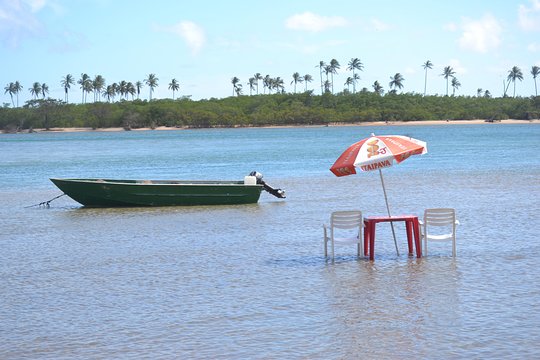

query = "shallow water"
(1, 124), (539, 358)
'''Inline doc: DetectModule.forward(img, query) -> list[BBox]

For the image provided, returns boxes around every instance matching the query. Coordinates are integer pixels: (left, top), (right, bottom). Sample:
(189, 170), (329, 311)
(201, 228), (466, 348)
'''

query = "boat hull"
(50, 178), (263, 207)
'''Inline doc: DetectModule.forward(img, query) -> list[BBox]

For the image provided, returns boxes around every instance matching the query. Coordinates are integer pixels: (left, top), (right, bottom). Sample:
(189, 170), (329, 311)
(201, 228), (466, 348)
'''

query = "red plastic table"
(363, 215), (422, 260)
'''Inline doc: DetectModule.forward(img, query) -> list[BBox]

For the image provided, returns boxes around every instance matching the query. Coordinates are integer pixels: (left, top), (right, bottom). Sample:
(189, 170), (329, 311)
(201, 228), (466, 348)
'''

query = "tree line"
(234, 60), (539, 98)
(3, 73), (162, 108)
(1, 91), (538, 133)
(2, 58), (539, 133)
(3, 60), (540, 108)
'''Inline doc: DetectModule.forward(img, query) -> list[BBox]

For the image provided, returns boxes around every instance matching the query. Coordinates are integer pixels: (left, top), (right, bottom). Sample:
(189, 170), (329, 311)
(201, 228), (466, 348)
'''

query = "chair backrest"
(331, 211), (363, 229)
(424, 208), (456, 227)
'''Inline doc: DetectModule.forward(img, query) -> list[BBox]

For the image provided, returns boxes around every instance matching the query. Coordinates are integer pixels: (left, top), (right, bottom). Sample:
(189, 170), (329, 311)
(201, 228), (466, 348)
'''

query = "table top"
(364, 215), (418, 221)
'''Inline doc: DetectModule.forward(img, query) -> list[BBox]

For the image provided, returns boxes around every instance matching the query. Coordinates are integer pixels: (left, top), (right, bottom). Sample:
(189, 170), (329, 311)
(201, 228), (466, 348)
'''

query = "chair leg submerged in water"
(420, 208), (460, 257)
(323, 211), (364, 260)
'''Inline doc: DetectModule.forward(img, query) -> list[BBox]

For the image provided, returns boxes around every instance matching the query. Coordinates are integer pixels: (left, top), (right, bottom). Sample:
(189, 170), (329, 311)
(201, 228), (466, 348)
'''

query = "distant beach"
(18, 119), (540, 133)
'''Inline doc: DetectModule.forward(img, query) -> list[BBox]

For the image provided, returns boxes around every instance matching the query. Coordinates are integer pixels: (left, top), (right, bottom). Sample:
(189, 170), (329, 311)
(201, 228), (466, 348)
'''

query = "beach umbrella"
(330, 133), (427, 255)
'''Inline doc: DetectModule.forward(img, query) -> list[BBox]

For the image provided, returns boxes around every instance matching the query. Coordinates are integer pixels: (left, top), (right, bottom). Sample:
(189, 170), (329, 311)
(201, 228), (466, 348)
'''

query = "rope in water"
(25, 193), (66, 208)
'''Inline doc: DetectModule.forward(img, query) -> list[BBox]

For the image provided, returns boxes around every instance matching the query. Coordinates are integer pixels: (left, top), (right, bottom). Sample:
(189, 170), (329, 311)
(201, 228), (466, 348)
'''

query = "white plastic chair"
(419, 208), (460, 257)
(323, 211), (364, 260)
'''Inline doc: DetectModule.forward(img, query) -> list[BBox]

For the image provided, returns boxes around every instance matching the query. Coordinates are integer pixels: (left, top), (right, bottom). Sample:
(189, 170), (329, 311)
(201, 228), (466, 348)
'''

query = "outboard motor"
(249, 171), (286, 198)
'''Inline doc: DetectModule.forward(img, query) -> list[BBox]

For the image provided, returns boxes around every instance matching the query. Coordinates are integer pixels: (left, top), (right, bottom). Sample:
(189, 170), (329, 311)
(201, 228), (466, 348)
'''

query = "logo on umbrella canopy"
(366, 139), (383, 158)
(359, 159), (393, 171)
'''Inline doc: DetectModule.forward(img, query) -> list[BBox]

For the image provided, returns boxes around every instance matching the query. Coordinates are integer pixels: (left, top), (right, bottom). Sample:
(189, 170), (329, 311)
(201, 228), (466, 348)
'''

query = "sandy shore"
(17, 119), (540, 133)
(325, 119), (539, 127)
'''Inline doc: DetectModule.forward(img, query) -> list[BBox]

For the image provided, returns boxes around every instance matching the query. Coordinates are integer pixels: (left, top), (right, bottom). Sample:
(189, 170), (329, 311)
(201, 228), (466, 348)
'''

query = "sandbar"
(16, 119), (540, 134)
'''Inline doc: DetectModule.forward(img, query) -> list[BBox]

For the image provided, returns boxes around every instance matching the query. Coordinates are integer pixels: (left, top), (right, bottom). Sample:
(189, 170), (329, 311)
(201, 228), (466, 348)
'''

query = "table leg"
(363, 220), (369, 257)
(413, 218), (422, 258)
(405, 220), (413, 255)
(369, 221), (376, 261)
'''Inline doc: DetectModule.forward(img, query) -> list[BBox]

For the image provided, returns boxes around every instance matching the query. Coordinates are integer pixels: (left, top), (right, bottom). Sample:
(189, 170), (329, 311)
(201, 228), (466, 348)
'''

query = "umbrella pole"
(378, 169), (400, 256)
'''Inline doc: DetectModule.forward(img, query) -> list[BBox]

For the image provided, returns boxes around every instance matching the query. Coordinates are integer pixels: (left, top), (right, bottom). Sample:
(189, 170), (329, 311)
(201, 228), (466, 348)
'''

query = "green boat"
(50, 172), (285, 207)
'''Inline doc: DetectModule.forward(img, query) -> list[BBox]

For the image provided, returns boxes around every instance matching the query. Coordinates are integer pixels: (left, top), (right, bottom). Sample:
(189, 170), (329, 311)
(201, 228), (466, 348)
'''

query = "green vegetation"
(1, 92), (539, 133)
(3, 61), (539, 132)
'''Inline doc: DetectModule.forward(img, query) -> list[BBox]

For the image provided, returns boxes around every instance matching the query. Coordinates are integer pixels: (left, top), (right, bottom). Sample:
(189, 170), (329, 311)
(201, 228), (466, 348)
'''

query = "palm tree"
(92, 75), (105, 102)
(266, 77), (274, 94)
(441, 66), (456, 96)
(61, 74), (75, 103)
(83, 81), (93, 102)
(29, 82), (42, 99)
(14, 81), (22, 107)
(451, 77), (461, 96)
(135, 81), (143, 99)
(323, 64), (332, 91)
(477, 88), (483, 97)
(303, 74), (313, 92)
(422, 60), (433, 96)
(145, 73), (159, 100)
(389, 73), (405, 92)
(352, 73), (360, 92)
(316, 61), (326, 95)
(168, 78), (180, 99)
(112, 83), (120, 101)
(347, 58), (363, 93)
(247, 77), (256, 96)
(329, 58), (340, 94)
(323, 79), (331, 93)
(263, 75), (271, 94)
(484, 90), (491, 98)
(41, 83), (49, 98)
(253, 73), (262, 95)
(78, 73), (91, 103)
(291, 72), (303, 93)
(103, 85), (116, 102)
(530, 65), (539, 96)
(235, 84), (243, 96)
(372, 81), (384, 95)
(127, 82), (136, 100)
(506, 66), (524, 97)
(231, 77), (241, 96)
(275, 77), (285, 93)
(344, 77), (354, 92)
(4, 82), (15, 107)
(118, 80), (128, 99)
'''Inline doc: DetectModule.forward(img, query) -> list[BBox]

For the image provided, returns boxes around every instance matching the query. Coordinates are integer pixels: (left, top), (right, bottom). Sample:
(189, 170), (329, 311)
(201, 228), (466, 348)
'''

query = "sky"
(1, 0), (540, 105)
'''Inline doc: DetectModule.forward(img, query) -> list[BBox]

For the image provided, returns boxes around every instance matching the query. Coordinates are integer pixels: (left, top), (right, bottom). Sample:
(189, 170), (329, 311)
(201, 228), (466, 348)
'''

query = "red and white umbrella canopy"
(330, 134), (427, 177)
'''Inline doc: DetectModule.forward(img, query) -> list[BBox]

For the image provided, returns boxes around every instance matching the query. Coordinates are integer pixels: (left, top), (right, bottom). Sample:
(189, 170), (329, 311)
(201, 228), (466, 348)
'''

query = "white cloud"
(404, 66), (416, 75)
(165, 21), (206, 55)
(438, 60), (467, 80)
(443, 22), (458, 32)
(457, 14), (502, 53)
(0, 0), (43, 47)
(370, 18), (390, 31)
(448, 59), (467, 75)
(285, 12), (348, 32)
(519, 0), (540, 31)
(24, 0), (46, 12)
(22, 0), (64, 14)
